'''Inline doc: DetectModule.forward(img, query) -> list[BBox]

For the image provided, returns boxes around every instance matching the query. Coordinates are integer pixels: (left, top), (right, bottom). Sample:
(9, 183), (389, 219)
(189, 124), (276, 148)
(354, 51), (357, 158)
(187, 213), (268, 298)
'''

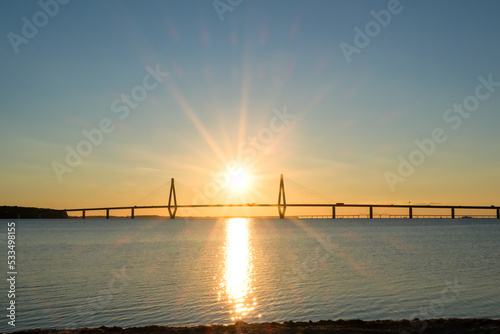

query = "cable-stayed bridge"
(65, 175), (500, 219)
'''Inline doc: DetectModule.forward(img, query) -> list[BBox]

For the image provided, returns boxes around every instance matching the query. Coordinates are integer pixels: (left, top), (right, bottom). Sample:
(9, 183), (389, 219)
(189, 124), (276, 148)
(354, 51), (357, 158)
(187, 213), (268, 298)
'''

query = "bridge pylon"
(168, 178), (177, 219)
(278, 174), (286, 219)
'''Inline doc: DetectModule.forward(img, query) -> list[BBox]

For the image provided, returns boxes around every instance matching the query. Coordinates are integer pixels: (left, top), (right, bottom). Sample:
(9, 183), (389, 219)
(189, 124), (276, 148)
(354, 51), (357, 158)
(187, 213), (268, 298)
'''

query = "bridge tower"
(278, 174), (286, 219)
(168, 178), (177, 219)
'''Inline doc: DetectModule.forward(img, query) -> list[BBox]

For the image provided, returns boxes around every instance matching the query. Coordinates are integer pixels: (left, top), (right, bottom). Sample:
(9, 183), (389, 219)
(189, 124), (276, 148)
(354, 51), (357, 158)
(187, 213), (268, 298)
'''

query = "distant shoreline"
(0, 206), (67, 219)
(11, 318), (500, 333)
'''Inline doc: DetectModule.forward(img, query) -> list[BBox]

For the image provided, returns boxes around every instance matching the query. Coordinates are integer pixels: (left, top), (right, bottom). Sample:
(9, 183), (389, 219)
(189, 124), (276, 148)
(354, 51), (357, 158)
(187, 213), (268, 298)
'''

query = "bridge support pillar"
(332, 206), (336, 219)
(168, 178), (177, 219)
(82, 210), (85, 220)
(369, 206), (373, 219)
(131, 207), (135, 219)
(409, 207), (413, 219)
(497, 208), (499, 219)
(106, 209), (110, 219)
(451, 207), (455, 219)
(278, 174), (286, 219)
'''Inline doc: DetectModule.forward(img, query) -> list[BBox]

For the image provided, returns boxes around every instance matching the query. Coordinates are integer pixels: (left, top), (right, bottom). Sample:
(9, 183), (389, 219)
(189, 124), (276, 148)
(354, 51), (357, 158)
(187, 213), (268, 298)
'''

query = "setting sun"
(229, 170), (249, 191)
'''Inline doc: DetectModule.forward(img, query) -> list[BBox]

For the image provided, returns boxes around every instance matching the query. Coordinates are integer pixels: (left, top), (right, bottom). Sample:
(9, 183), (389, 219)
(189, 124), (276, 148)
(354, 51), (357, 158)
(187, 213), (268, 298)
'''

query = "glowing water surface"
(2, 218), (500, 332)
(218, 218), (258, 320)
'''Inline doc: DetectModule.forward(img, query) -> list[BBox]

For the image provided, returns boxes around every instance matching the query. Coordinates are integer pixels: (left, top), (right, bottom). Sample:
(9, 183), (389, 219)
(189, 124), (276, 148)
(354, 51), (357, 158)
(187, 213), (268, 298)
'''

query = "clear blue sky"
(1, 0), (500, 211)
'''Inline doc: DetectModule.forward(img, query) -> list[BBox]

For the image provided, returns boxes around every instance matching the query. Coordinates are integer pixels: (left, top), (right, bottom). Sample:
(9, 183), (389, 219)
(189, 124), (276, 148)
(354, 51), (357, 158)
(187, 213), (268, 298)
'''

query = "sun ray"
(165, 81), (226, 163)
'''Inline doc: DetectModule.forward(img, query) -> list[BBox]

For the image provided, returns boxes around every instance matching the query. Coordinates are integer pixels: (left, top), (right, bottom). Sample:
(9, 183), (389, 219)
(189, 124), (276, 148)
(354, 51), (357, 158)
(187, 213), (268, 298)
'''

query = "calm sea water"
(1, 218), (500, 331)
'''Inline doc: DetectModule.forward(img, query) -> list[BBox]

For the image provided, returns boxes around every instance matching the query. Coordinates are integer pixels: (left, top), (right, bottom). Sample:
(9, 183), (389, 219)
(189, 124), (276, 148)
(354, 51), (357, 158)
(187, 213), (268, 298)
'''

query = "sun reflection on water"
(218, 218), (257, 321)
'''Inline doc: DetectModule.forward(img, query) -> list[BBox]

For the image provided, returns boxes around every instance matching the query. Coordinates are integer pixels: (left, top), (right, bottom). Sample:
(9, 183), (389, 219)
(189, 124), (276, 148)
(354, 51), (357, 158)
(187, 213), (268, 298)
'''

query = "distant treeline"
(0, 206), (68, 219)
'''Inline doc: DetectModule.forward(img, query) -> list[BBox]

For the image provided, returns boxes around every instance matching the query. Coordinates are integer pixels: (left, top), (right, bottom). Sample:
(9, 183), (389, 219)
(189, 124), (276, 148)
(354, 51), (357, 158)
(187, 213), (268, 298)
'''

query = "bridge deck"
(64, 203), (500, 219)
(65, 203), (500, 211)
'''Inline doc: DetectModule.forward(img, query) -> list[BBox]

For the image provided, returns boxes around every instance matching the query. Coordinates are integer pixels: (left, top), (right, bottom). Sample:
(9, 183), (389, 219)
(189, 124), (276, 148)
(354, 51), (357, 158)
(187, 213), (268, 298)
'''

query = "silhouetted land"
(12, 318), (500, 333)
(0, 206), (68, 219)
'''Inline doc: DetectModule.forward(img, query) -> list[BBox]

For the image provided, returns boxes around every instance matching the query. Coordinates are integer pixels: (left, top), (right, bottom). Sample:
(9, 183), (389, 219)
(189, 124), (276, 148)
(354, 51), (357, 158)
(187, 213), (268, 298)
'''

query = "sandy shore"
(12, 318), (500, 334)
